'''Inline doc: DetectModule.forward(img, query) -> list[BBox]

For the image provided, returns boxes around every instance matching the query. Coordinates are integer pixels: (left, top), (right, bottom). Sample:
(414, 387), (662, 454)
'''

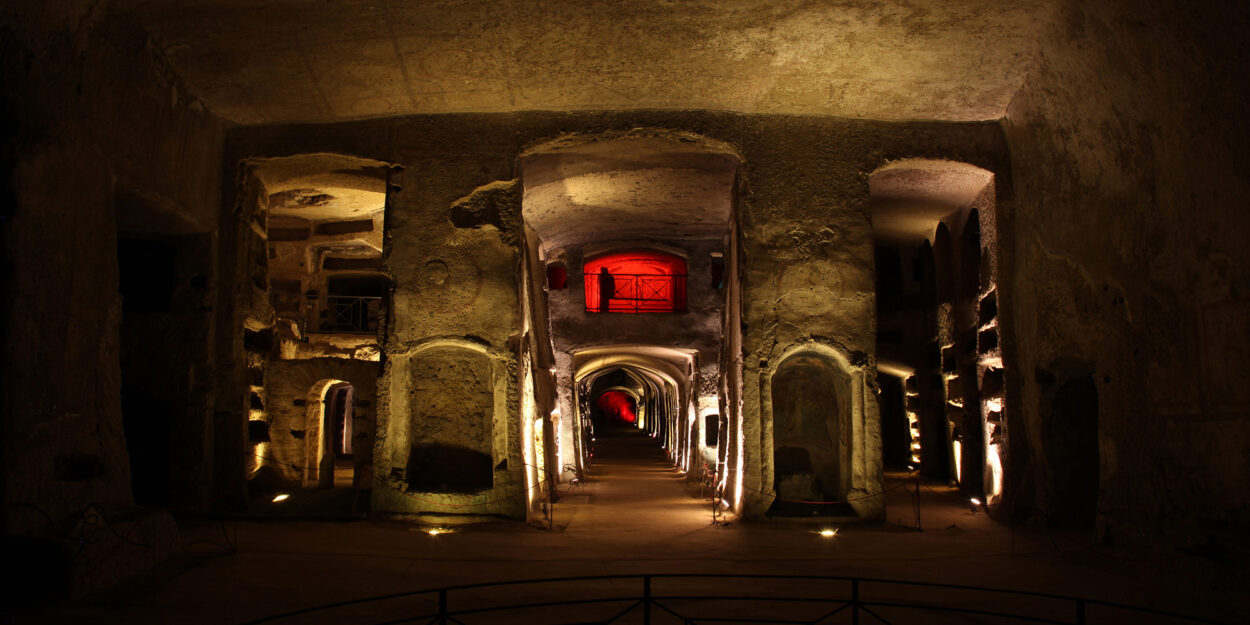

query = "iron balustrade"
(240, 573), (1233, 625)
(319, 295), (382, 333)
(583, 272), (688, 313)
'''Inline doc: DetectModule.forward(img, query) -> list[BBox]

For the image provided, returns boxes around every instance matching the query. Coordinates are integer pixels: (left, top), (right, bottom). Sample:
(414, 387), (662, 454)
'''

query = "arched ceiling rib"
(118, 0), (1058, 125)
(869, 159), (994, 244)
(574, 345), (696, 390)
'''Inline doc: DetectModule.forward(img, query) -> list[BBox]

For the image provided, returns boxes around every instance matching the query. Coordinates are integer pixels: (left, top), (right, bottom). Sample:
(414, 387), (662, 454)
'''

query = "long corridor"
(555, 427), (716, 538)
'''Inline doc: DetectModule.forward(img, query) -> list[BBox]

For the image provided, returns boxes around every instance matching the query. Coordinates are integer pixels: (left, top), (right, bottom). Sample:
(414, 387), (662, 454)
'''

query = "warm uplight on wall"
(952, 440), (963, 483)
(986, 438), (1003, 501)
(520, 354), (538, 511)
(251, 440), (268, 476)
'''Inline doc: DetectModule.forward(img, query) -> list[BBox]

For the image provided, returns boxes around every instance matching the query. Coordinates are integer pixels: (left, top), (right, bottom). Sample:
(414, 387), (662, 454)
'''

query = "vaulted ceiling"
(117, 0), (1057, 125)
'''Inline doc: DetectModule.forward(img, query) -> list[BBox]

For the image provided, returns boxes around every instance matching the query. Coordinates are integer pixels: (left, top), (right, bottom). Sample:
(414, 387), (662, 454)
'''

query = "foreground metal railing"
(241, 573), (1231, 625)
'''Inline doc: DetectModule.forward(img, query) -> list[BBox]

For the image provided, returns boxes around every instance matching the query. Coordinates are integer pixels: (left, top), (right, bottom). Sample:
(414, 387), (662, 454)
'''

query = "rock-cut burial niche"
(405, 348), (495, 493)
(1043, 371), (1099, 528)
(771, 353), (853, 513)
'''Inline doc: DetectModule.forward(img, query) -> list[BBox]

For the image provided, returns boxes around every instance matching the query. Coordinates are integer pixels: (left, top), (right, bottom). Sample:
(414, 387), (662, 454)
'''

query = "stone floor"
(25, 430), (1248, 624)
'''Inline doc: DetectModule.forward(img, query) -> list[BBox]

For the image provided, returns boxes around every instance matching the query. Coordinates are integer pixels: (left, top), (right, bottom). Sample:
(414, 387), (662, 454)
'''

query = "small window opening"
(709, 252), (725, 289)
(705, 414), (720, 447)
(583, 250), (687, 313)
(547, 262), (568, 290)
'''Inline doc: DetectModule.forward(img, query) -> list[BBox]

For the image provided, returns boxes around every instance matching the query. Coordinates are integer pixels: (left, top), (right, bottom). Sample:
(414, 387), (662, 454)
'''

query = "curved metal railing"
(240, 573), (1232, 625)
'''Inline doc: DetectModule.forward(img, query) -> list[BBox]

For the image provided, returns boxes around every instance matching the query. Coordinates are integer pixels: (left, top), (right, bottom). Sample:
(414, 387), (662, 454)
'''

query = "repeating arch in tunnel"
(573, 347), (697, 483)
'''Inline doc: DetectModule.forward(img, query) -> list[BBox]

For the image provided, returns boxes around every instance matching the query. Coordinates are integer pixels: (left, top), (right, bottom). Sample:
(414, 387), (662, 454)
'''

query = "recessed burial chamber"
(583, 250), (688, 314)
(770, 352), (853, 515)
(405, 347), (495, 494)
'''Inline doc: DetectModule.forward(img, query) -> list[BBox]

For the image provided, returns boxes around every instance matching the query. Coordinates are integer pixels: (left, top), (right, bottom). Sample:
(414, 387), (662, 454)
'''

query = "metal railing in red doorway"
(583, 272), (688, 313)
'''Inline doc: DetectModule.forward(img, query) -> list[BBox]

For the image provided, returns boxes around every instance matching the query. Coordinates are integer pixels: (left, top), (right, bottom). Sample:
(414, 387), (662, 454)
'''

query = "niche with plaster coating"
(771, 352), (852, 505)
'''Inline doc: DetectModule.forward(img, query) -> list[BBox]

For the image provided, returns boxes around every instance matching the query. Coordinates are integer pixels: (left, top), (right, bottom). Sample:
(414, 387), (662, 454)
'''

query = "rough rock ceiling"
(118, 0), (1056, 125)
(522, 135), (738, 250)
(251, 153), (388, 221)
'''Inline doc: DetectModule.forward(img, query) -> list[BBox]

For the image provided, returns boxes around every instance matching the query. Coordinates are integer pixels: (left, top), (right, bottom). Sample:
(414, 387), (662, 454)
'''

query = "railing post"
(851, 578), (859, 625)
(1075, 598), (1085, 625)
(438, 589), (448, 625)
(643, 575), (652, 625)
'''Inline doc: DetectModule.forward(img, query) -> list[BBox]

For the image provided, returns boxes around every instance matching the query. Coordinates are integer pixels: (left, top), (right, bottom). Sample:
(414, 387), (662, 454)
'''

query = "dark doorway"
(878, 374), (911, 469)
(321, 382), (355, 488)
(1044, 373), (1100, 528)
(117, 236), (181, 506)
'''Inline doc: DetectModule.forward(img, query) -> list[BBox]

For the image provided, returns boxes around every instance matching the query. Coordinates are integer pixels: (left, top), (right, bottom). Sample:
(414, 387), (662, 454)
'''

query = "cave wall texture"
(1001, 0), (1250, 544)
(2, 0), (1248, 599)
(1, 3), (228, 593)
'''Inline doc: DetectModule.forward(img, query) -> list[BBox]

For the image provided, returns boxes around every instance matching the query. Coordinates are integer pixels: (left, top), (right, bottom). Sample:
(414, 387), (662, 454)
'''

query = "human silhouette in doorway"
(598, 267), (614, 313)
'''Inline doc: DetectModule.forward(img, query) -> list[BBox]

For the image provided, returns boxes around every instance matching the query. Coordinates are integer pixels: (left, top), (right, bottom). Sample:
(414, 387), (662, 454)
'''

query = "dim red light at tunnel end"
(596, 390), (637, 424)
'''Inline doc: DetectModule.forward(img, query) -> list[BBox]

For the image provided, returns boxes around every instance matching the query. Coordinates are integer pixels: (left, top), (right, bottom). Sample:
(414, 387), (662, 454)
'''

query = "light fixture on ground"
(272, 493), (290, 503)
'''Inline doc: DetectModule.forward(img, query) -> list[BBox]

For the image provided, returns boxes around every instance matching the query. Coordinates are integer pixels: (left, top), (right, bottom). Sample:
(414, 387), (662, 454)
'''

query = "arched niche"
(1039, 358), (1100, 528)
(769, 350), (854, 508)
(959, 208), (982, 300)
(404, 344), (497, 493)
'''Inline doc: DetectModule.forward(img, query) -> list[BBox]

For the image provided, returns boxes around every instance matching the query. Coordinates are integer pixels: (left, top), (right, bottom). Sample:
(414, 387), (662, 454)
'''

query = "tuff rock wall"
(1001, 0), (1250, 544)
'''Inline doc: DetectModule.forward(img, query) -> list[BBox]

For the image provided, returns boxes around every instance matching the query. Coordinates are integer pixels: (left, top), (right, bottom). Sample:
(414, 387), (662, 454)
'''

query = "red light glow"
(584, 251), (687, 313)
(596, 390), (637, 424)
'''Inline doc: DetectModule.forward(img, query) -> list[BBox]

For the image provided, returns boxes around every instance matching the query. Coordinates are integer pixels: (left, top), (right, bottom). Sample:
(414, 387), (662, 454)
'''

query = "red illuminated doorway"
(595, 390), (638, 426)
(584, 251), (687, 313)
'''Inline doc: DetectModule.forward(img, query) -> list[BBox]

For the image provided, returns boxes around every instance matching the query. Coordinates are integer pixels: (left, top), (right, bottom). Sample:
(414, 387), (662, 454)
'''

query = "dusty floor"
(27, 431), (1248, 624)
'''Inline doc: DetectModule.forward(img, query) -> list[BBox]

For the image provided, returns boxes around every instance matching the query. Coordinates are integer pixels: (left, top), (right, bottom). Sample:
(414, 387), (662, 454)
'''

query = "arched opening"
(114, 189), (215, 508)
(515, 130), (746, 521)
(231, 153), (392, 506)
(769, 351), (853, 516)
(869, 159), (1002, 503)
(306, 379), (355, 489)
(402, 344), (497, 495)
(876, 366), (912, 470)
(595, 390), (639, 425)
(578, 363), (674, 457)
